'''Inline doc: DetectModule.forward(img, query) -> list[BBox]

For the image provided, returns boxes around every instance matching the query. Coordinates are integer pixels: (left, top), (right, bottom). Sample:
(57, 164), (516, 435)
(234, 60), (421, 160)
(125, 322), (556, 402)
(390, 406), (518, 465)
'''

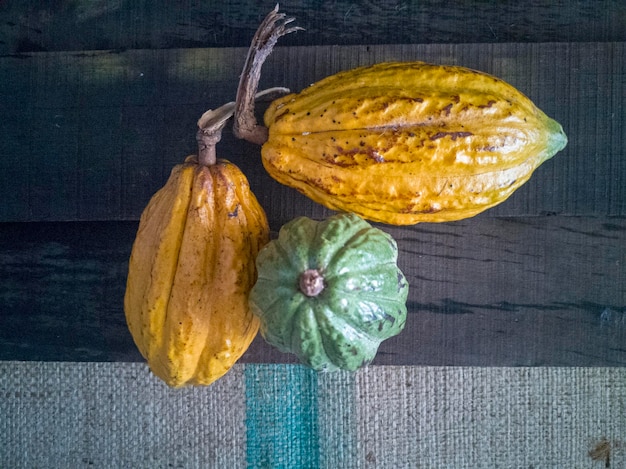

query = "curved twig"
(196, 87), (291, 166)
(233, 5), (302, 145)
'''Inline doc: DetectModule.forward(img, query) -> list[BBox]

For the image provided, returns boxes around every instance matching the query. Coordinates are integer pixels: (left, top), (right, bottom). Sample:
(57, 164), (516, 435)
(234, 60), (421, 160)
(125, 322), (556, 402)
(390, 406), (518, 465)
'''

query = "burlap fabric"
(1, 362), (624, 468)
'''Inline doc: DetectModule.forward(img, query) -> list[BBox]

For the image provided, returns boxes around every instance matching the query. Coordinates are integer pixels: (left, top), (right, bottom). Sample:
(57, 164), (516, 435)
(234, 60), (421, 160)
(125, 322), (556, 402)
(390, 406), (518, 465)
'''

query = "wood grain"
(0, 42), (624, 223)
(1, 216), (623, 365)
(0, 5), (624, 367)
(1, 1), (624, 54)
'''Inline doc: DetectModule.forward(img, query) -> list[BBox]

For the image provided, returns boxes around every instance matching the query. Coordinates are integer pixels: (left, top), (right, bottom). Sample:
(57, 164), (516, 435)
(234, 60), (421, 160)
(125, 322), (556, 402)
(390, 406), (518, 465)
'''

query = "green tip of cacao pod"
(553, 124), (568, 151)
(543, 118), (568, 163)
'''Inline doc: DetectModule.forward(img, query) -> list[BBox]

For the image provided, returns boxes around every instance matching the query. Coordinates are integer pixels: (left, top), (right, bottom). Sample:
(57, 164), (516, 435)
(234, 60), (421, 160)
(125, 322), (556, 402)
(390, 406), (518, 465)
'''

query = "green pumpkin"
(249, 212), (409, 371)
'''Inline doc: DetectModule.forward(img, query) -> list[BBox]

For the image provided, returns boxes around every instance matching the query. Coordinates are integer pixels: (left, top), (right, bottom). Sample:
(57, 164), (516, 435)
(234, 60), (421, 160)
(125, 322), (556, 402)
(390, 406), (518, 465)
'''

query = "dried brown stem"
(195, 88), (292, 166)
(196, 102), (236, 166)
(233, 5), (302, 145)
(299, 269), (325, 297)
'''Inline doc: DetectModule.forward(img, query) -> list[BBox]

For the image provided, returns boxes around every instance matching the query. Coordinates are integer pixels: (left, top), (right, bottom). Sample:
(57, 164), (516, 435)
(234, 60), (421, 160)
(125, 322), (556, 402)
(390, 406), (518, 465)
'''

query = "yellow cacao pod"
(262, 61), (567, 225)
(124, 156), (269, 387)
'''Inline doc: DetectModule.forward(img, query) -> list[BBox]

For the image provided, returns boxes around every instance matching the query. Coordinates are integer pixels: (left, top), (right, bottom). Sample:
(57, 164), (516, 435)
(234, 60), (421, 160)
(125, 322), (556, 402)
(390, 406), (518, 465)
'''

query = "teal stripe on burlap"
(317, 371), (358, 467)
(245, 364), (319, 468)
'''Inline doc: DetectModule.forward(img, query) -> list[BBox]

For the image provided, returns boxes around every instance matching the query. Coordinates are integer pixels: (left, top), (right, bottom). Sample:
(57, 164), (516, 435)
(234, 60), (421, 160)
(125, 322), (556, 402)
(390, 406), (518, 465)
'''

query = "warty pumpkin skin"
(249, 212), (409, 371)
(124, 155), (269, 387)
(261, 61), (568, 225)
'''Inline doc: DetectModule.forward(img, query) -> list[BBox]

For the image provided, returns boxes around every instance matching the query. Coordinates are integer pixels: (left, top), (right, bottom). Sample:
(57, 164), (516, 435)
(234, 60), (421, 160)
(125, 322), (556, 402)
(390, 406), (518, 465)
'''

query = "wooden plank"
(0, 216), (624, 365)
(1, 1), (625, 54)
(0, 42), (624, 222)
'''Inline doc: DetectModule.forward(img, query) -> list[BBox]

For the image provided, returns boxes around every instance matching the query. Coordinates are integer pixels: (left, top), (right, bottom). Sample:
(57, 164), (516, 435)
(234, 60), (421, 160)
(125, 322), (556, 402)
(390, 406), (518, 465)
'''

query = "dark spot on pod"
(397, 272), (406, 289)
(480, 145), (497, 152)
(274, 109), (290, 121)
(383, 312), (396, 325)
(367, 148), (385, 163)
(228, 204), (240, 218)
(420, 205), (442, 214)
(478, 100), (496, 109)
(430, 131), (474, 141)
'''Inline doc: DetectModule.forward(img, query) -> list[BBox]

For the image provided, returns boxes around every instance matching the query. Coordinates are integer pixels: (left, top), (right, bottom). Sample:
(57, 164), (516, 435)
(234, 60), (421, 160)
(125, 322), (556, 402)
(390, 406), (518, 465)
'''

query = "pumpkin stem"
(233, 5), (302, 145)
(299, 269), (325, 297)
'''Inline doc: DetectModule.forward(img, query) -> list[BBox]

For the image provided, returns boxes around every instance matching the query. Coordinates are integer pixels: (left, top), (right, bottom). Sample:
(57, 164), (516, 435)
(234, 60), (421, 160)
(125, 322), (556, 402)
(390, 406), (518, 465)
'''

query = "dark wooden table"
(1, 1), (624, 366)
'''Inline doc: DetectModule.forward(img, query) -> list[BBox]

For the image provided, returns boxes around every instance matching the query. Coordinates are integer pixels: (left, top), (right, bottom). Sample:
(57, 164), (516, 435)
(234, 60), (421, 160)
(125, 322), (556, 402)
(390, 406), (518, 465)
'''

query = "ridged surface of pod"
(124, 156), (269, 387)
(262, 61), (568, 224)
